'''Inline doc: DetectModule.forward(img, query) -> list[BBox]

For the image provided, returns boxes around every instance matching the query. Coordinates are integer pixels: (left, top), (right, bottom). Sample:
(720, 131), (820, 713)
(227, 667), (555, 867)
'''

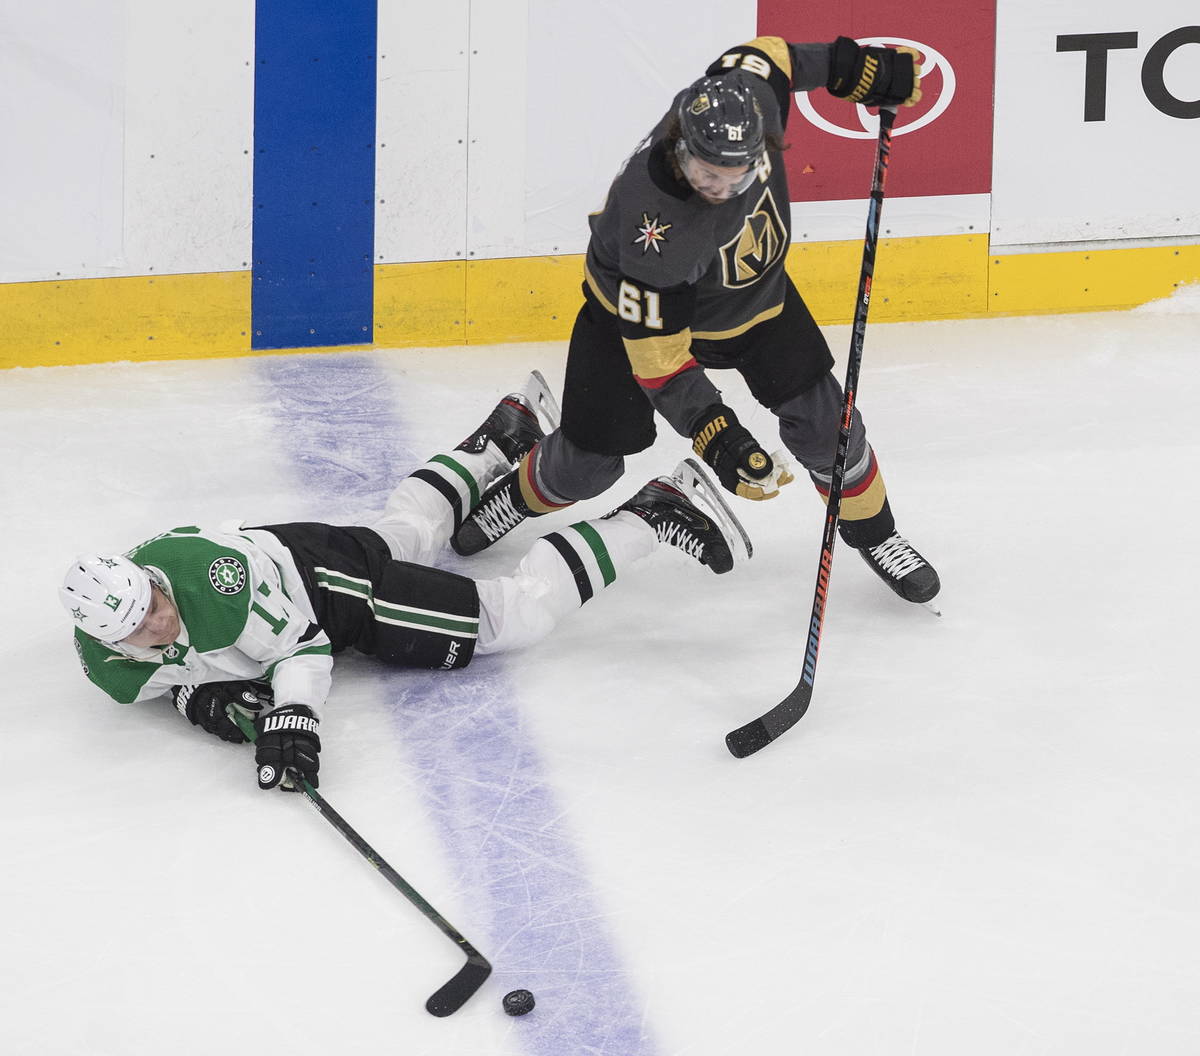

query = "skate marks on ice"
(256, 351), (659, 1054)
(391, 666), (659, 1055)
(256, 352), (425, 518)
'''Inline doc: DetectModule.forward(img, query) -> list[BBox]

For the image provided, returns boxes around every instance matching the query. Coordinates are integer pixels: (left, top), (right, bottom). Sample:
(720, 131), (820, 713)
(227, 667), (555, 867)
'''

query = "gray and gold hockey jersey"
(582, 37), (832, 428)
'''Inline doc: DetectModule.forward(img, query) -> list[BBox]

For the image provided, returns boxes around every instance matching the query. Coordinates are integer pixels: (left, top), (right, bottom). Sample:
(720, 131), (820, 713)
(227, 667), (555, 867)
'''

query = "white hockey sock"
(475, 511), (656, 654)
(370, 446), (508, 564)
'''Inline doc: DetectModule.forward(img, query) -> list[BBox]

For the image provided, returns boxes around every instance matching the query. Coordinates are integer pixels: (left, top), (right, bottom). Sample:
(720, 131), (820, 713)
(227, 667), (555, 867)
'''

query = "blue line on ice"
(258, 353), (658, 1054)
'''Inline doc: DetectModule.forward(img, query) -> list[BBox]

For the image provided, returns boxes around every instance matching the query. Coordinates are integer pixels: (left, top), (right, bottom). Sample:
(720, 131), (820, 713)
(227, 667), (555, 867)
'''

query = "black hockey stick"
(233, 712), (492, 1015)
(726, 107), (897, 759)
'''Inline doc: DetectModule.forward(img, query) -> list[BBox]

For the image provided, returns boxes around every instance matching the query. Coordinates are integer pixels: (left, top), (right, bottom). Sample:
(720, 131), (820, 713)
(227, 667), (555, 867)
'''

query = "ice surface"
(3, 291), (1199, 1055)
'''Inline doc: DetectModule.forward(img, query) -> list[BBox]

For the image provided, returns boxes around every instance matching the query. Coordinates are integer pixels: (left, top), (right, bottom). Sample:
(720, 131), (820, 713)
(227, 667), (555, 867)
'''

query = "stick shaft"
(725, 108), (896, 758)
(231, 709), (492, 1013)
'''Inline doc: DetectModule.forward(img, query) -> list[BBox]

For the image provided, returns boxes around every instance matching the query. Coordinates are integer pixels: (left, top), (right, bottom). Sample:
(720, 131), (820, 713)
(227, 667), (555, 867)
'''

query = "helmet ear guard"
(60, 554), (153, 643)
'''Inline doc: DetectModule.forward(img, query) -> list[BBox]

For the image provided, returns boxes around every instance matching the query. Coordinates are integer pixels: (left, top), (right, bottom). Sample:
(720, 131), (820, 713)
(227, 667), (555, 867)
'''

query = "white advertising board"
(4, 1), (1197, 285)
(992, 0), (1200, 246)
(374, 1), (470, 265)
(0, 6), (125, 283)
(478, 0), (756, 260)
(0, 2), (252, 284)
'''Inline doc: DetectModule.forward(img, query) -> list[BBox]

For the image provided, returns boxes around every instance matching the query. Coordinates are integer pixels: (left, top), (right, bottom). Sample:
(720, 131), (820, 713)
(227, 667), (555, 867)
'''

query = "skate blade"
(923, 599), (942, 617)
(674, 458), (754, 563)
(524, 370), (562, 434)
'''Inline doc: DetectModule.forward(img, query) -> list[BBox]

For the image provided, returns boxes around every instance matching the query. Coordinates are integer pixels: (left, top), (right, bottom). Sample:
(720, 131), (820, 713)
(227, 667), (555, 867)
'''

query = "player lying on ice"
(59, 374), (750, 792)
(450, 35), (940, 606)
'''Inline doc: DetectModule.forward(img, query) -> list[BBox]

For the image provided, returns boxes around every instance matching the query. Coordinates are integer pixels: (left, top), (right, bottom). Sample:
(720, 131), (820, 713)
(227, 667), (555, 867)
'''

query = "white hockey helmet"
(60, 554), (152, 643)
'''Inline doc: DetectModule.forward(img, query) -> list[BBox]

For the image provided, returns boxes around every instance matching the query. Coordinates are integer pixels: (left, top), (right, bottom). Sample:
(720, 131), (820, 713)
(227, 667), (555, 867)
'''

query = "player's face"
(122, 585), (180, 648)
(678, 151), (752, 204)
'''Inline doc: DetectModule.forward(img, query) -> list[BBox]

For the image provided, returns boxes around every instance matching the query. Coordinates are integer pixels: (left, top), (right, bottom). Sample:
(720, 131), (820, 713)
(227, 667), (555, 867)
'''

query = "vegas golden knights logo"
(719, 187), (787, 289)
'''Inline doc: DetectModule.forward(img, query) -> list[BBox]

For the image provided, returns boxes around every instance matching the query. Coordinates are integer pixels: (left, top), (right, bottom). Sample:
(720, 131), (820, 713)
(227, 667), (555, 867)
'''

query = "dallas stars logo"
(208, 556), (247, 595)
(632, 213), (672, 255)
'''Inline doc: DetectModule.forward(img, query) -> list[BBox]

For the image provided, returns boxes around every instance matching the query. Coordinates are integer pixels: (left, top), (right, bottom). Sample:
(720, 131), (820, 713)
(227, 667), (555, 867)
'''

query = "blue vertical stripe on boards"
(252, 0), (377, 349)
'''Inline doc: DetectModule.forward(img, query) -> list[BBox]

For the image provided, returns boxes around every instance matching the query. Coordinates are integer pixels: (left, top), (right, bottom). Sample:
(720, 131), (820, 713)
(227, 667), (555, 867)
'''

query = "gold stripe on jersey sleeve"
(735, 36), (792, 79)
(584, 263), (618, 315)
(623, 330), (694, 384)
(690, 300), (784, 341)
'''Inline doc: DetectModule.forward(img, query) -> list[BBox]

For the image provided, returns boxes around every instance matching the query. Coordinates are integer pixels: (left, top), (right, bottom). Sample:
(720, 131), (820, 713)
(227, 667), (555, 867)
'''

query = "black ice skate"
(450, 468), (535, 556)
(455, 370), (559, 465)
(609, 458), (752, 575)
(855, 531), (941, 605)
(450, 372), (563, 557)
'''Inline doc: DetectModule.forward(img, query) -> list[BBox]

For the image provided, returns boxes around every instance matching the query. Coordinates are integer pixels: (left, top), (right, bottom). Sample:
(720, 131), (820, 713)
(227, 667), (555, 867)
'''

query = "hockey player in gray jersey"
(60, 375), (750, 791)
(452, 36), (939, 606)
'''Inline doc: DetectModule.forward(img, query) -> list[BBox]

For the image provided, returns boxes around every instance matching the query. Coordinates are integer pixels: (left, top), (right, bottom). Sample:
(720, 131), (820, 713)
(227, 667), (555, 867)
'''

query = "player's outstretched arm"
(826, 37), (922, 108)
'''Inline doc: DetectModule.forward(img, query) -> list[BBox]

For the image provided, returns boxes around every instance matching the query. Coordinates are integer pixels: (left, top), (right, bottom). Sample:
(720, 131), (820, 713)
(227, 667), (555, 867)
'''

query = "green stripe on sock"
(429, 453), (480, 509)
(570, 521), (616, 586)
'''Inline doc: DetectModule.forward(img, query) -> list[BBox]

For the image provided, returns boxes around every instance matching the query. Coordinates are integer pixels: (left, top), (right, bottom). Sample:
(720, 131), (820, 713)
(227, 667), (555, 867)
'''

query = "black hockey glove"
(173, 681), (273, 743)
(691, 403), (792, 501)
(827, 37), (921, 108)
(254, 704), (321, 791)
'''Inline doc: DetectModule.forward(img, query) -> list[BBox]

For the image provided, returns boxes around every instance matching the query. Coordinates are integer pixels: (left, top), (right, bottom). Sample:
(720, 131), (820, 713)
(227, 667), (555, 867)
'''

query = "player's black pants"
(255, 522), (480, 670)
(560, 274), (835, 456)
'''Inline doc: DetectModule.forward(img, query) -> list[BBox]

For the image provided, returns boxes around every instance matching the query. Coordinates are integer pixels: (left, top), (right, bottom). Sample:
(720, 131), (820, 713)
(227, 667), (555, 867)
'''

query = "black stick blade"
(726, 682), (813, 758)
(726, 719), (770, 758)
(722, 111), (895, 760)
(425, 955), (492, 1017)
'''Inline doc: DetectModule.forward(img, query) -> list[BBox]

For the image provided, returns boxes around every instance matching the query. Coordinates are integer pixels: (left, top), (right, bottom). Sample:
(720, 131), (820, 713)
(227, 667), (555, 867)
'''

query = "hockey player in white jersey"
(60, 375), (750, 791)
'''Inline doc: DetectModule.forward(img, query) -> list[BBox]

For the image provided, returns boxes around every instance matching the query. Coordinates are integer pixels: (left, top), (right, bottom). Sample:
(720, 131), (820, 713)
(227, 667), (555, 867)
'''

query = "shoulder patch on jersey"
(208, 556), (247, 595)
(632, 212), (672, 255)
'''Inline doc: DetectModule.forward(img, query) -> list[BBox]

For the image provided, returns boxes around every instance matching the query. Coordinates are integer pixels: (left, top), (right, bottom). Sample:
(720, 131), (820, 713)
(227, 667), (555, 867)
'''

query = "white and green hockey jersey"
(72, 526), (333, 713)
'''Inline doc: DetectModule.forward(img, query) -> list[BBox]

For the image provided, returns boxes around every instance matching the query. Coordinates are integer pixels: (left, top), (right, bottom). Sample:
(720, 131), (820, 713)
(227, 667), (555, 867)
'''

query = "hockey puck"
(502, 989), (536, 1016)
